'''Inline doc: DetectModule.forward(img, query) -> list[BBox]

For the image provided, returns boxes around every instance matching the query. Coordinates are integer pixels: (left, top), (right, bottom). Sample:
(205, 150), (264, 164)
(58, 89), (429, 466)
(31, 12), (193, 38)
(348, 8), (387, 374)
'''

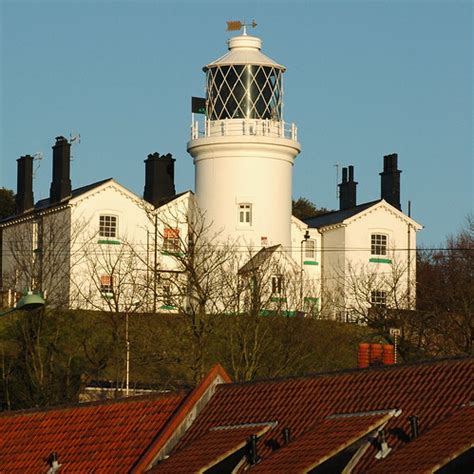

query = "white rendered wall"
(188, 132), (300, 250)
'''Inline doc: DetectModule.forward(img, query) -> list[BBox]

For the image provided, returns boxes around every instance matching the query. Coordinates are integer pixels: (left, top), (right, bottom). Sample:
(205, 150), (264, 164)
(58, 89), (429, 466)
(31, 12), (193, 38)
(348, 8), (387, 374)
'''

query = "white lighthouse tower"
(187, 26), (301, 250)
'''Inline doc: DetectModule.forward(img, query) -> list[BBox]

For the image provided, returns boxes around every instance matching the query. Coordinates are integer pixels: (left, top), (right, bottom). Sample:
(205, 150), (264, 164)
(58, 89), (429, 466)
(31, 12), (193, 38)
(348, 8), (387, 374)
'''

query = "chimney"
(282, 427), (292, 445)
(339, 165), (357, 210)
(380, 154), (401, 210)
(143, 152), (176, 207)
(16, 155), (34, 214)
(49, 136), (72, 204)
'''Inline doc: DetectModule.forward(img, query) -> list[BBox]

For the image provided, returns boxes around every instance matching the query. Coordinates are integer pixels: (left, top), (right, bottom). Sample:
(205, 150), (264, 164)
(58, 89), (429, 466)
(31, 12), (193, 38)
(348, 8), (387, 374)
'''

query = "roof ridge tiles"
(217, 356), (472, 389)
(0, 389), (190, 419)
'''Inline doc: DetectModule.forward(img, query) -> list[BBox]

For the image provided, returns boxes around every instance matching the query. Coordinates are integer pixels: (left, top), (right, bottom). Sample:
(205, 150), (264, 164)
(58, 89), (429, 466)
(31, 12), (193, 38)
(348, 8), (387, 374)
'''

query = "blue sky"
(1, 0), (472, 246)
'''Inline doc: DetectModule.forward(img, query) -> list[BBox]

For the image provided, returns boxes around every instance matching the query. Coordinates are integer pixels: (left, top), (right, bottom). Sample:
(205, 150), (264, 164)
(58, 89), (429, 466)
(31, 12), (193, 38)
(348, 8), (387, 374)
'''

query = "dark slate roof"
(35, 178), (113, 210)
(304, 200), (381, 229)
(238, 245), (281, 275)
(0, 178), (113, 225)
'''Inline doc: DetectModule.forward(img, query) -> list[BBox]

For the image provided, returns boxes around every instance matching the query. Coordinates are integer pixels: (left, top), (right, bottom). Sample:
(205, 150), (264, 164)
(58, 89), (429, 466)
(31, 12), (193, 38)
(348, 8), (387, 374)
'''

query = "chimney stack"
(339, 165), (357, 210)
(16, 155), (34, 214)
(143, 152), (176, 207)
(49, 136), (72, 204)
(380, 154), (401, 210)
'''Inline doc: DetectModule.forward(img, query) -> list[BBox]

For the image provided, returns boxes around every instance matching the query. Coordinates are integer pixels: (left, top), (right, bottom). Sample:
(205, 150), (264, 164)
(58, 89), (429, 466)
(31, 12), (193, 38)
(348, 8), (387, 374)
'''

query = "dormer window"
(238, 204), (252, 226)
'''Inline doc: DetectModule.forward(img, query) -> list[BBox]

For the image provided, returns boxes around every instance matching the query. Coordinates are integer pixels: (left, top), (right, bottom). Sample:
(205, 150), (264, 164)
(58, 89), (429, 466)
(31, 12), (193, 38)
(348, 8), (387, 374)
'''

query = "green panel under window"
(304, 297), (319, 303)
(303, 261), (319, 266)
(160, 305), (176, 310)
(270, 297), (287, 303)
(97, 239), (121, 245)
(369, 258), (392, 264)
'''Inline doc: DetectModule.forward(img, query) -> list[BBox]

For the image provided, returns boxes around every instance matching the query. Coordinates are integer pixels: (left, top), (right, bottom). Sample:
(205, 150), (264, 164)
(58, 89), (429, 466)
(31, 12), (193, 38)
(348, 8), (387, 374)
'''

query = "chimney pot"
(380, 153), (401, 210)
(50, 136), (72, 204)
(144, 152), (176, 207)
(339, 165), (357, 210)
(16, 155), (34, 214)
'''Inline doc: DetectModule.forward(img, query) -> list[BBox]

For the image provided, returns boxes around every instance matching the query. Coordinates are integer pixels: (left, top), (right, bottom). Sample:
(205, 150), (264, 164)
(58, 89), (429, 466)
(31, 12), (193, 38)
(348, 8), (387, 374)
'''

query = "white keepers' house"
(0, 29), (422, 317)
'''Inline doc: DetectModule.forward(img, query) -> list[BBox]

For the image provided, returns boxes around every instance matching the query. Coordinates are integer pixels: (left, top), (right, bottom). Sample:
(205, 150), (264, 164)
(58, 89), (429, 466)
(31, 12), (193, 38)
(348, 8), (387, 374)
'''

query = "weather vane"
(226, 19), (257, 35)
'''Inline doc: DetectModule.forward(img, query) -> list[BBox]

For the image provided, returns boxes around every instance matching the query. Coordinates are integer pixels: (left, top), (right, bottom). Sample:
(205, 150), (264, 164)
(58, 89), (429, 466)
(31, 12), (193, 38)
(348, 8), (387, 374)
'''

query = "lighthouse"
(187, 27), (301, 250)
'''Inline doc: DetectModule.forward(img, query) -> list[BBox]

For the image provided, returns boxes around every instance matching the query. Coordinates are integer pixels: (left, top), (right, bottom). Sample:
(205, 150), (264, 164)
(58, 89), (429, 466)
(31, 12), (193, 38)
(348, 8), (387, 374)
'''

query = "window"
(371, 234), (387, 256)
(371, 290), (387, 307)
(238, 204), (252, 226)
(99, 215), (118, 238)
(100, 275), (113, 294)
(304, 240), (316, 259)
(163, 228), (180, 253)
(271, 275), (283, 295)
(162, 285), (172, 306)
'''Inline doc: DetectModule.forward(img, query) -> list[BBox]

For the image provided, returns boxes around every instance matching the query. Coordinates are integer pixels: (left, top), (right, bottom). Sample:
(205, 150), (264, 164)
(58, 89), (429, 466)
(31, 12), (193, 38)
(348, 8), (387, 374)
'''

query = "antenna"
(334, 163), (340, 198)
(69, 133), (81, 161)
(33, 152), (43, 178)
(226, 19), (257, 35)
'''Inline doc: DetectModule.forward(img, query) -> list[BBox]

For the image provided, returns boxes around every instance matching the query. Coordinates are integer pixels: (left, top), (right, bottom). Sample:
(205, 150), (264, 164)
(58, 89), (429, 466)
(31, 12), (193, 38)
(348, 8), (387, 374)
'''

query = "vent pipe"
(282, 427), (291, 445)
(246, 434), (260, 465)
(408, 415), (419, 440)
(16, 155), (34, 214)
(49, 136), (72, 204)
(338, 165), (357, 210)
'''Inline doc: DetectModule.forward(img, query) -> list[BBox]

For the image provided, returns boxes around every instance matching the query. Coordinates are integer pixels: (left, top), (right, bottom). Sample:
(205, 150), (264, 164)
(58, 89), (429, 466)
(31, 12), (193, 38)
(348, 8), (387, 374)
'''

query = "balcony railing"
(190, 118), (298, 141)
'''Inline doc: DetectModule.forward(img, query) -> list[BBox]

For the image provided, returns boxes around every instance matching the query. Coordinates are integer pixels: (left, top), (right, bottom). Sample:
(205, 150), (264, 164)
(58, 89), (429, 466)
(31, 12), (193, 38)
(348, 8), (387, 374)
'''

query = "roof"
(0, 364), (231, 473)
(152, 424), (271, 473)
(0, 178), (113, 225)
(163, 358), (472, 473)
(251, 412), (395, 473)
(304, 200), (380, 229)
(35, 178), (113, 210)
(238, 245), (281, 275)
(369, 405), (474, 473)
(0, 392), (186, 473)
(204, 35), (285, 71)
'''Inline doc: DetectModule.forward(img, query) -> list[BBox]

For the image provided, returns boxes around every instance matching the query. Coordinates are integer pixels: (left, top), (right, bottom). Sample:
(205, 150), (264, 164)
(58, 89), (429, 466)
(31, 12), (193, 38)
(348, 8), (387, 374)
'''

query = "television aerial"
(69, 133), (81, 160)
(33, 152), (43, 178)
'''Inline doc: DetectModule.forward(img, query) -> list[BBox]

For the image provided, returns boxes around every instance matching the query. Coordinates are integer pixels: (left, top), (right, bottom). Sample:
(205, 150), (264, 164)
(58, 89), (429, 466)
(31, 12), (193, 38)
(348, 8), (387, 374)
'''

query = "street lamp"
(0, 291), (46, 317)
(300, 230), (310, 307)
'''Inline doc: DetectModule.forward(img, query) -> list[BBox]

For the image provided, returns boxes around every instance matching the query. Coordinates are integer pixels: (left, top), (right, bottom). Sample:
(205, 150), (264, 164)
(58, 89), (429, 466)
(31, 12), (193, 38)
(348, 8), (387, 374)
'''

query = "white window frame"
(100, 275), (113, 294)
(371, 290), (387, 307)
(304, 239), (316, 259)
(99, 215), (118, 239)
(163, 228), (180, 253)
(271, 274), (283, 296)
(238, 203), (252, 226)
(371, 233), (388, 256)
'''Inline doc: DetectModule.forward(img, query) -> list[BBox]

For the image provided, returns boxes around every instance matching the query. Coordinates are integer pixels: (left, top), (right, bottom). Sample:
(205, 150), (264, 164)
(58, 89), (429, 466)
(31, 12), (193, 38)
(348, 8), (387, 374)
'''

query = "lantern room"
(203, 35), (285, 121)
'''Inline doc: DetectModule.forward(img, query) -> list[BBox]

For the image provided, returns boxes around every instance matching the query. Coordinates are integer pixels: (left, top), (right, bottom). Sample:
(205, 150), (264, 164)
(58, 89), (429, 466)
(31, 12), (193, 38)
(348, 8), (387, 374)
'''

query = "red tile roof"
(168, 358), (472, 473)
(0, 364), (231, 474)
(251, 412), (395, 473)
(153, 424), (271, 473)
(367, 405), (474, 473)
(0, 392), (185, 473)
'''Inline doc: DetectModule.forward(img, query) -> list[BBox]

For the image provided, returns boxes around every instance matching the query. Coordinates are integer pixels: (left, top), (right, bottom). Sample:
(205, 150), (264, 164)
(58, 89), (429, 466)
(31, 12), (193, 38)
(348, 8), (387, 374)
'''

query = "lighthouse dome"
(203, 35), (285, 121)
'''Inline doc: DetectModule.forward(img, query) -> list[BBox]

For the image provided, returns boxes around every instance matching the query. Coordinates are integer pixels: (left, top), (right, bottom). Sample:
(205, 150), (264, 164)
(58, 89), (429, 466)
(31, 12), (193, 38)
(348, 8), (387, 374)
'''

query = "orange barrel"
(382, 344), (395, 365)
(370, 343), (383, 365)
(358, 343), (370, 368)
